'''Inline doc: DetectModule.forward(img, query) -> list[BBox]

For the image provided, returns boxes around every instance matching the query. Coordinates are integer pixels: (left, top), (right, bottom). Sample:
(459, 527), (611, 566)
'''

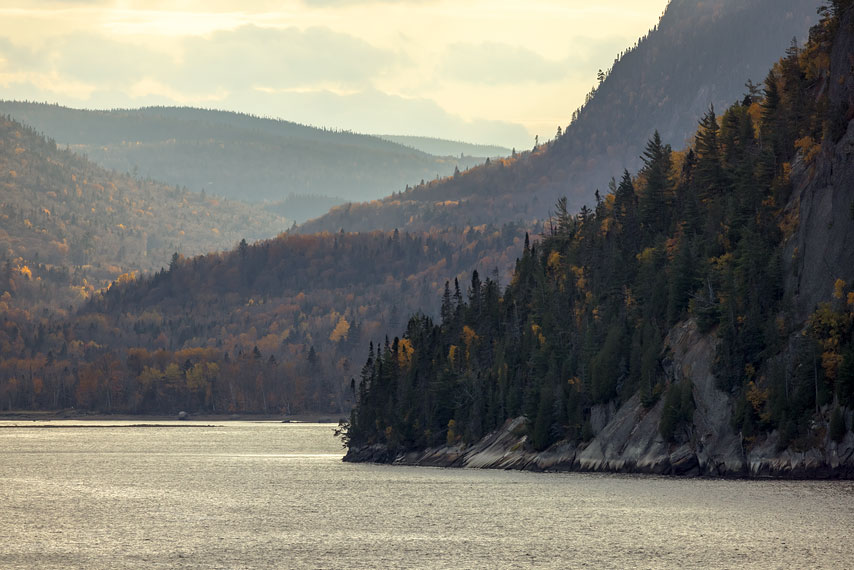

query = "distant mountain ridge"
(0, 103), (493, 222)
(0, 114), (286, 310)
(376, 135), (511, 159)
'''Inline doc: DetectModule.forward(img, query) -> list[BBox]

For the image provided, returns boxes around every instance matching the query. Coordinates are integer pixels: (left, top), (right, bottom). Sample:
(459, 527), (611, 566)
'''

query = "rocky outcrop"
(346, 319), (854, 478)
(346, 420), (854, 478)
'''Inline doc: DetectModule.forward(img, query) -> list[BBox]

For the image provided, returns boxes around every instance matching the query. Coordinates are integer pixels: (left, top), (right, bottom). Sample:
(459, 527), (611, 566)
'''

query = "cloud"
(0, 25), (403, 101)
(0, 38), (41, 70)
(440, 34), (635, 88)
(441, 42), (569, 85)
(170, 25), (401, 92)
(52, 34), (163, 84)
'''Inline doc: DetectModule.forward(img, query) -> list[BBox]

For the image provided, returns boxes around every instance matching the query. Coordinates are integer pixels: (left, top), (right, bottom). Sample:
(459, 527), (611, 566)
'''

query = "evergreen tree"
(638, 131), (673, 239)
(694, 106), (727, 199)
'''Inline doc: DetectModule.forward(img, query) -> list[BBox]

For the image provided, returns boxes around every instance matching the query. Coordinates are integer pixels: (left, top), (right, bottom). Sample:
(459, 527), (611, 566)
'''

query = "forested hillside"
(0, 116), (286, 311)
(343, 2), (854, 475)
(0, 226), (526, 414)
(300, 0), (819, 234)
(0, 103), (492, 222)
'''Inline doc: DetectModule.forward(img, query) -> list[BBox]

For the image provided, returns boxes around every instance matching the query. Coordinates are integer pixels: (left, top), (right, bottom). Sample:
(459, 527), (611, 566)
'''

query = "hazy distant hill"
(0, 103), (492, 221)
(376, 135), (511, 159)
(300, 0), (820, 234)
(0, 115), (286, 309)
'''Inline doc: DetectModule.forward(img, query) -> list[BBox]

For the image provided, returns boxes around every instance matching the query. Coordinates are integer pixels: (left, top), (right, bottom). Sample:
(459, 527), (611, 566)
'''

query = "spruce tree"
(694, 106), (726, 199)
(638, 131), (673, 239)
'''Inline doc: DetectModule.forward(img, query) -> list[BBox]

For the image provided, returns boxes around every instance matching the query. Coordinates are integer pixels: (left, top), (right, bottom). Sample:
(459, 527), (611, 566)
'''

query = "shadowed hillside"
(300, 0), (820, 235)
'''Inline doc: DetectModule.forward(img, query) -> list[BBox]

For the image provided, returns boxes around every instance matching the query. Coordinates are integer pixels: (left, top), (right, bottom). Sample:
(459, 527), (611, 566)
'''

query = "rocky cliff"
(346, 319), (854, 478)
(344, 8), (854, 478)
(785, 11), (854, 323)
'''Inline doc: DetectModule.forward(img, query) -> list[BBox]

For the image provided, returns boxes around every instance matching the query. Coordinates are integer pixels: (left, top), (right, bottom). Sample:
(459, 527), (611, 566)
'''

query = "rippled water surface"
(1, 420), (853, 569)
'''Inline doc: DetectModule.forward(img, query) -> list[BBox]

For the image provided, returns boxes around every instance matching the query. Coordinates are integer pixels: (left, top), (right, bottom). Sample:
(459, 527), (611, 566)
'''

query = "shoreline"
(344, 444), (854, 480)
(344, 416), (854, 480)
(0, 410), (345, 424)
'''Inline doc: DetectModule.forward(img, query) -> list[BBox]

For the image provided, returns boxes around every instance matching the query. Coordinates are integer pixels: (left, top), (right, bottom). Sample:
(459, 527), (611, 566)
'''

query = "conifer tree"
(638, 131), (673, 239)
(694, 106), (727, 199)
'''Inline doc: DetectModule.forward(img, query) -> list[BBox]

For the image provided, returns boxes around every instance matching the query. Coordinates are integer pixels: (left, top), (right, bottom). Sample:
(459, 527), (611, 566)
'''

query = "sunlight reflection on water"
(1, 421), (852, 569)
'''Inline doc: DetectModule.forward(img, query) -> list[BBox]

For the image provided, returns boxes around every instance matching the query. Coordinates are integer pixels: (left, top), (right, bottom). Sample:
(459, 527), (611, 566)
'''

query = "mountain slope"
(300, 0), (820, 234)
(0, 225), (526, 414)
(0, 115), (286, 310)
(0, 103), (492, 219)
(342, 3), (854, 477)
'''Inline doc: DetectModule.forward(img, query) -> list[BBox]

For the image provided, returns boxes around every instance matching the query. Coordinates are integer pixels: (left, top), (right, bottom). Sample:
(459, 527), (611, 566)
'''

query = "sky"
(0, 0), (669, 149)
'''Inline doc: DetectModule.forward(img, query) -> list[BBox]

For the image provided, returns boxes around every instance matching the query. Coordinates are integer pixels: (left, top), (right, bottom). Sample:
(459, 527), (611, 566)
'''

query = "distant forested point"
(375, 135), (511, 159)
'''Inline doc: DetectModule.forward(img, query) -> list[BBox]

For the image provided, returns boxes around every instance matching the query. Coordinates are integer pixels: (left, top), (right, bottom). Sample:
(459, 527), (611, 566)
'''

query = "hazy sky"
(0, 0), (668, 148)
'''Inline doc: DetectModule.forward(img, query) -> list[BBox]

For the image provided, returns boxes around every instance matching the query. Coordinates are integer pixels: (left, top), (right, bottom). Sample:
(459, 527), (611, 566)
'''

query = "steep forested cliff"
(343, 2), (854, 477)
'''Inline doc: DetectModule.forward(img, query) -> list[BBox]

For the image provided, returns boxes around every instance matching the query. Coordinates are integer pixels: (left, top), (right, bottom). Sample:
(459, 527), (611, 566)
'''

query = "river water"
(0, 421), (852, 569)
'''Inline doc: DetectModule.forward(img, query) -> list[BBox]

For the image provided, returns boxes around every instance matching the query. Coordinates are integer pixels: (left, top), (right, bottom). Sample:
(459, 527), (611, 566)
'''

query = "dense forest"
(0, 226), (528, 414)
(0, 116), (286, 311)
(343, 2), (854, 456)
(299, 0), (819, 235)
(0, 103), (492, 220)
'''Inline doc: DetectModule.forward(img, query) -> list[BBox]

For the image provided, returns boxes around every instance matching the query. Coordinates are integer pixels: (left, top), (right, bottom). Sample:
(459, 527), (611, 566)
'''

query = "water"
(1, 421), (852, 569)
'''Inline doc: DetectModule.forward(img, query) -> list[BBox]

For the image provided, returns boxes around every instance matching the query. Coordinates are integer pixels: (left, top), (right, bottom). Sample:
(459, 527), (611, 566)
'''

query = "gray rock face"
(784, 10), (854, 323)
(667, 321), (745, 476)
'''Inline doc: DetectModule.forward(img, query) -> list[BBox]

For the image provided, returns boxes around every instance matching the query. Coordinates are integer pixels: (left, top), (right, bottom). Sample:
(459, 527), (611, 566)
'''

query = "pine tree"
(694, 106), (727, 199)
(638, 132), (673, 238)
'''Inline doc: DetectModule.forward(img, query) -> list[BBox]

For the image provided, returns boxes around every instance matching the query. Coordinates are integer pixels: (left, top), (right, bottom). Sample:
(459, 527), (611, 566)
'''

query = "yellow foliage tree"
(461, 325), (478, 363)
(448, 345), (458, 368)
(329, 316), (350, 343)
(833, 278), (846, 301)
(397, 337), (414, 369)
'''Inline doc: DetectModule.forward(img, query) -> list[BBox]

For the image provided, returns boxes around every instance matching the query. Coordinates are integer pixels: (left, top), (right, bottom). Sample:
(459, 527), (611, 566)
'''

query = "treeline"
(345, 5), (854, 453)
(0, 226), (528, 414)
